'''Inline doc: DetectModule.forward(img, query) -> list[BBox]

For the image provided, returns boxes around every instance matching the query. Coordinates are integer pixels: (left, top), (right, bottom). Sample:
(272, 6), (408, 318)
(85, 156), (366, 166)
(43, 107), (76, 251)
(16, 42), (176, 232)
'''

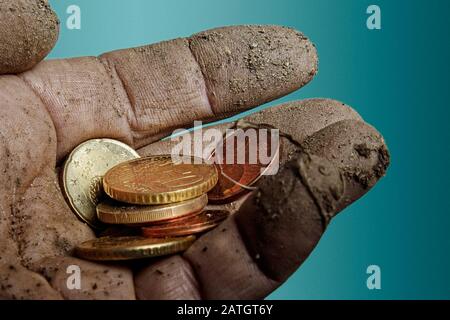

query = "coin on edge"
(103, 155), (218, 205)
(142, 210), (229, 237)
(75, 235), (196, 261)
(96, 193), (208, 225)
(62, 139), (140, 228)
(208, 128), (279, 204)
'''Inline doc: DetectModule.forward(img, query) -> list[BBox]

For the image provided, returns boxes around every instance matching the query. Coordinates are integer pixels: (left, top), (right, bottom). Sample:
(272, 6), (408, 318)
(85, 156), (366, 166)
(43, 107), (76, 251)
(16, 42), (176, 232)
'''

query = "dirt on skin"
(189, 25), (318, 116)
(235, 119), (390, 282)
(0, 0), (59, 74)
(0, 16), (391, 298)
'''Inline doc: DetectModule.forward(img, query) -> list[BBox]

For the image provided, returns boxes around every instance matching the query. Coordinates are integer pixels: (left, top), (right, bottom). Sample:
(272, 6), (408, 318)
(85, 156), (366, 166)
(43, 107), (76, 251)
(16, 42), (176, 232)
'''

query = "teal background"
(48, 0), (450, 299)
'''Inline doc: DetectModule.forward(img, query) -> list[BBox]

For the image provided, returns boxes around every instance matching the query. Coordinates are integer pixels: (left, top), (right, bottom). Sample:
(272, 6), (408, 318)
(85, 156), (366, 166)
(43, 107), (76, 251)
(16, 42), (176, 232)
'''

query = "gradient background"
(47, 0), (450, 299)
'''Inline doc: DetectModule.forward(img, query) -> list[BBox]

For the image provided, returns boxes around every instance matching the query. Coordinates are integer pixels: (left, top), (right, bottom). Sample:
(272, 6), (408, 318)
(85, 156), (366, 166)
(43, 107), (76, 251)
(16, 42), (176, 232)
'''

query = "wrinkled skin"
(0, 24), (389, 299)
(0, 0), (59, 74)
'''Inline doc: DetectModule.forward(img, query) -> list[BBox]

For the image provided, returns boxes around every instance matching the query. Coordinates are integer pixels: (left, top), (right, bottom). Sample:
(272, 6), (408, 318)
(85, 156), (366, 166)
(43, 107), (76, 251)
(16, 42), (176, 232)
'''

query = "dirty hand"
(0, 21), (389, 299)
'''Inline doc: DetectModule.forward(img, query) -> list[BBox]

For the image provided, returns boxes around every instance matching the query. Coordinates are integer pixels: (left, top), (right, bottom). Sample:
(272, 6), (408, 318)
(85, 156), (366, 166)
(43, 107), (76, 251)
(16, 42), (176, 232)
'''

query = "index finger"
(19, 25), (317, 161)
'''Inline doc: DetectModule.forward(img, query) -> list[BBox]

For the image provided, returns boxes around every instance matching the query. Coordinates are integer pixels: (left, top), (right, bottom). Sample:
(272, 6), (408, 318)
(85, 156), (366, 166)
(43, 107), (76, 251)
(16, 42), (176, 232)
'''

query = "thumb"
(183, 117), (389, 299)
(236, 119), (390, 281)
(134, 99), (389, 299)
(0, 0), (59, 74)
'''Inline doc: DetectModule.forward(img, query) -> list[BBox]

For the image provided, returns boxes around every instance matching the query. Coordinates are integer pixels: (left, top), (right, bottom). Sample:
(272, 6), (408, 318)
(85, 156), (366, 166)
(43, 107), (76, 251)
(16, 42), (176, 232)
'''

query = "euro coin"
(207, 163), (258, 203)
(96, 194), (208, 225)
(208, 128), (279, 204)
(61, 139), (139, 228)
(75, 235), (195, 261)
(103, 155), (218, 205)
(142, 210), (229, 237)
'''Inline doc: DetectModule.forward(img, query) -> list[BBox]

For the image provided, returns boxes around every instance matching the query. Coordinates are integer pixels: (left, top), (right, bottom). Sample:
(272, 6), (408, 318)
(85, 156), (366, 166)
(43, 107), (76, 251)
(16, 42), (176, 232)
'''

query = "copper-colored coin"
(75, 235), (196, 261)
(103, 155), (218, 205)
(207, 163), (259, 204)
(96, 194), (208, 225)
(142, 210), (229, 237)
(207, 129), (279, 204)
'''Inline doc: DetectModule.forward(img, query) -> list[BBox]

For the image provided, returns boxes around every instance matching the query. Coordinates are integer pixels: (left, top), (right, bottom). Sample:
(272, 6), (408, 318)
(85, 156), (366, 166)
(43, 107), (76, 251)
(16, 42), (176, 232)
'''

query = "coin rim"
(142, 223), (218, 237)
(103, 155), (218, 205)
(141, 210), (229, 237)
(96, 194), (208, 225)
(61, 138), (140, 229)
(75, 235), (196, 261)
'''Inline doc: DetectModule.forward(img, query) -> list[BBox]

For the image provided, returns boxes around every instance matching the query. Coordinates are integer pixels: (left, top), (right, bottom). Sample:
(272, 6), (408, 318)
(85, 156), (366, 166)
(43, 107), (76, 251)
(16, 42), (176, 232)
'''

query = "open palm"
(0, 25), (389, 299)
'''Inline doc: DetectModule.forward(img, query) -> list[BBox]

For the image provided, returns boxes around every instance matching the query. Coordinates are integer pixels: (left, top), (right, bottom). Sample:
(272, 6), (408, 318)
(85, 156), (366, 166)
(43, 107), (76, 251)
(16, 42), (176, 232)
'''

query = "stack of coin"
(63, 141), (228, 261)
(63, 136), (276, 261)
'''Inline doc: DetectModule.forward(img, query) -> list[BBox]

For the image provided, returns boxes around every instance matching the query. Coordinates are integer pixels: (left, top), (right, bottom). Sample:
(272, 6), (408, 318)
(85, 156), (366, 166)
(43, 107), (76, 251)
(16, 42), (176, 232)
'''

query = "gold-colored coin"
(96, 194), (208, 225)
(75, 235), (196, 261)
(103, 155), (218, 205)
(62, 139), (140, 228)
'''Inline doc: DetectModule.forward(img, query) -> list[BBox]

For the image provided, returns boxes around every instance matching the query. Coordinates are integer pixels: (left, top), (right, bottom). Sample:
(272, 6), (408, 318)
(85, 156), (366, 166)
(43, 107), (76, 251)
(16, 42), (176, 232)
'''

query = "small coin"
(142, 210), (229, 237)
(75, 235), (196, 261)
(207, 163), (259, 204)
(208, 129), (279, 204)
(61, 139), (140, 228)
(96, 194), (208, 225)
(103, 155), (218, 205)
